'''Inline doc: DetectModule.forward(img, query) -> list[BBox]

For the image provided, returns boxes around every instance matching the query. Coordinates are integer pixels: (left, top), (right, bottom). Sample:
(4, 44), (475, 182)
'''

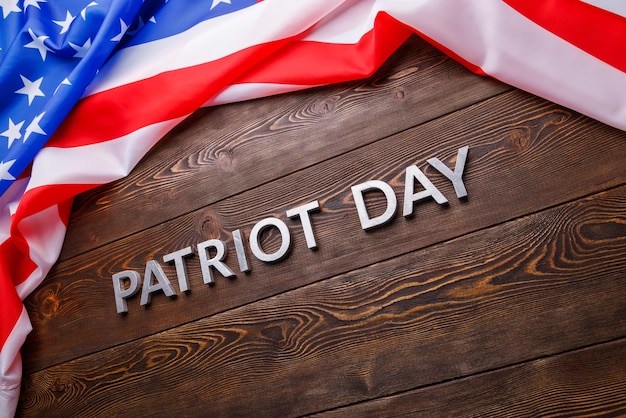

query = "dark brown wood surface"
(17, 35), (626, 417)
(316, 339), (626, 417)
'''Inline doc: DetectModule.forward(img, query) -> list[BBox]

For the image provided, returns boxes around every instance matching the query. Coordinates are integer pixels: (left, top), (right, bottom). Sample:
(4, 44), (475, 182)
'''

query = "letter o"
(249, 217), (291, 262)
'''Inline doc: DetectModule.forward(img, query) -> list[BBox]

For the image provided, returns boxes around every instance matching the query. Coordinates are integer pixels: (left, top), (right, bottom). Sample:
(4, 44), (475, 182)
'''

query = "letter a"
(140, 260), (176, 306)
(403, 165), (447, 217)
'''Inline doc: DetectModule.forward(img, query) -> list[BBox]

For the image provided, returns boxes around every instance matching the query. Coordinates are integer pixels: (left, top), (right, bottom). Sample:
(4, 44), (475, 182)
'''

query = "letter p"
(112, 270), (141, 314)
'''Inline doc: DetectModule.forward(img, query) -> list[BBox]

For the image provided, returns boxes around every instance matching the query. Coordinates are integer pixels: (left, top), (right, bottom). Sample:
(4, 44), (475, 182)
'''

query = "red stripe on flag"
(56, 198), (74, 228)
(236, 12), (411, 85)
(0, 241), (35, 348)
(504, 0), (626, 73)
(15, 184), (96, 221)
(0, 239), (37, 288)
(0, 279), (21, 351)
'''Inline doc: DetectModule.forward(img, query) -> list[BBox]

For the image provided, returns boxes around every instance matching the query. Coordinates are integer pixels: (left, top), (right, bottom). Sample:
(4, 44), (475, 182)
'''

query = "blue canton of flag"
(0, 0), (146, 196)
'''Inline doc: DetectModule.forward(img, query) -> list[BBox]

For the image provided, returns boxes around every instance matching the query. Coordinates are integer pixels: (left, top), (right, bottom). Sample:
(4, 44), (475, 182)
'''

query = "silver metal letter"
(249, 217), (291, 262)
(197, 239), (236, 284)
(402, 165), (448, 217)
(140, 260), (176, 306)
(286, 200), (321, 249)
(232, 229), (250, 273)
(112, 270), (141, 314)
(163, 246), (193, 292)
(427, 145), (469, 198)
(351, 180), (397, 230)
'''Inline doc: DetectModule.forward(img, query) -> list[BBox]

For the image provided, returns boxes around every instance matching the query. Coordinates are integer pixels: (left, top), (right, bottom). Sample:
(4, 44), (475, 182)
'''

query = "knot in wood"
(580, 220), (626, 243)
(393, 87), (406, 100)
(41, 291), (61, 319)
(508, 128), (531, 153)
(199, 213), (221, 238)
(548, 109), (570, 125)
(217, 148), (235, 172)
(145, 350), (173, 369)
(314, 98), (336, 115)
(261, 325), (287, 347)
(50, 378), (68, 396)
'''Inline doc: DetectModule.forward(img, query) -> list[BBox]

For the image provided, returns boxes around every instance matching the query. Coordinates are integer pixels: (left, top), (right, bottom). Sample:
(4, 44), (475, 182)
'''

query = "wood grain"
(18, 186), (626, 417)
(59, 35), (509, 261)
(17, 33), (626, 418)
(22, 88), (626, 373)
(315, 338), (626, 417)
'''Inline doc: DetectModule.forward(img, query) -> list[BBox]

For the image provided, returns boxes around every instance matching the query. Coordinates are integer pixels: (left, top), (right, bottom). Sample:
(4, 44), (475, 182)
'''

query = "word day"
(112, 146), (469, 314)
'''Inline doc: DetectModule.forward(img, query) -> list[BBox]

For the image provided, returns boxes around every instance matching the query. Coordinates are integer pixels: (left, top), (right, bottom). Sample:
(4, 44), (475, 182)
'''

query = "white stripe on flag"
(205, 83), (313, 106)
(0, 307), (31, 418)
(0, 178), (29, 243)
(582, 0), (626, 18)
(15, 204), (68, 299)
(28, 118), (186, 191)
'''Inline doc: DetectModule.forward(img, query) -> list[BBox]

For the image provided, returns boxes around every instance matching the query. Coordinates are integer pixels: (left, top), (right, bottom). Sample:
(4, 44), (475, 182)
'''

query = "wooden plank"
(22, 89), (626, 372)
(18, 186), (626, 417)
(316, 339), (626, 417)
(60, 35), (509, 261)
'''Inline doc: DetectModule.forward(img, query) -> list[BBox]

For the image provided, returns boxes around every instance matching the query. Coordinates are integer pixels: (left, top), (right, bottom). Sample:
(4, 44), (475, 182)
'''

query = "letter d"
(351, 180), (397, 230)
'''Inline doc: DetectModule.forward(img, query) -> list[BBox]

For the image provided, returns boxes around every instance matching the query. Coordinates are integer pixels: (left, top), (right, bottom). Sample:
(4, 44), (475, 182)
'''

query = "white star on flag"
(24, 112), (46, 141)
(0, 159), (16, 181)
(23, 0), (46, 11)
(81, 2), (97, 20)
(210, 0), (231, 10)
(24, 28), (52, 61)
(0, 0), (20, 18)
(111, 19), (128, 42)
(1, 119), (24, 148)
(54, 78), (72, 95)
(69, 38), (92, 58)
(127, 16), (150, 36)
(15, 75), (45, 105)
(53, 10), (75, 34)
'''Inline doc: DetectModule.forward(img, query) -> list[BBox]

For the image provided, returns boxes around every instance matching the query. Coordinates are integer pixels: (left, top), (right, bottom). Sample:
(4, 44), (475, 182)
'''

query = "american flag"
(0, 0), (148, 195)
(1, 0), (625, 415)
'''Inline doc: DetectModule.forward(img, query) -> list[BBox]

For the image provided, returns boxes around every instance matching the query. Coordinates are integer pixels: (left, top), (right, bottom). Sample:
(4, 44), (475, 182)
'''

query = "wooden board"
(16, 35), (626, 417)
(317, 339), (626, 417)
